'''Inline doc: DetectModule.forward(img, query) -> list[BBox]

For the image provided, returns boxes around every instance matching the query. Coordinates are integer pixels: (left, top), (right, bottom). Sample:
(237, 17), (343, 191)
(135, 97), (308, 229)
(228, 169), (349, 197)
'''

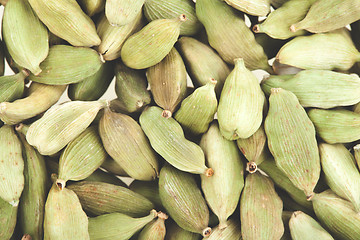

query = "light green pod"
(138, 212), (168, 240)
(0, 125), (24, 206)
(0, 82), (66, 125)
(89, 210), (157, 240)
(319, 143), (360, 212)
(203, 219), (241, 240)
(121, 15), (186, 69)
(253, 0), (316, 40)
(276, 29), (360, 71)
(165, 221), (201, 240)
(57, 126), (107, 188)
(105, 0), (145, 26)
(200, 122), (244, 229)
(176, 37), (230, 95)
(44, 183), (90, 240)
(0, 71), (26, 102)
(27, 0), (100, 47)
(174, 80), (217, 135)
(67, 181), (154, 217)
(0, 198), (17, 240)
(101, 157), (128, 177)
(312, 190), (360, 240)
(196, 0), (270, 71)
(289, 211), (334, 240)
(140, 106), (212, 176)
(26, 100), (107, 155)
(291, 0), (360, 33)
(308, 108), (360, 144)
(114, 61), (151, 113)
(224, 0), (270, 16)
(129, 180), (163, 210)
(2, 0), (48, 75)
(265, 88), (320, 198)
(240, 172), (284, 240)
(146, 47), (187, 114)
(97, 12), (143, 61)
(99, 108), (159, 180)
(29, 45), (103, 85)
(77, 0), (105, 16)
(217, 58), (264, 140)
(17, 130), (48, 240)
(261, 70), (360, 109)
(159, 165), (211, 237)
(68, 61), (114, 101)
(272, 59), (303, 75)
(143, 0), (201, 36)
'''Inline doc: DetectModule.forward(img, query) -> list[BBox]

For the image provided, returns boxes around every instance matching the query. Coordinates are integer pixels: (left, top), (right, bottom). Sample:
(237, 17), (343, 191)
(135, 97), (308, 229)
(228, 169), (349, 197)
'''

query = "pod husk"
(0, 198), (17, 240)
(77, 0), (105, 16)
(101, 157), (129, 177)
(224, 0), (270, 16)
(105, 0), (145, 26)
(0, 71), (26, 103)
(203, 219), (241, 240)
(138, 212), (168, 240)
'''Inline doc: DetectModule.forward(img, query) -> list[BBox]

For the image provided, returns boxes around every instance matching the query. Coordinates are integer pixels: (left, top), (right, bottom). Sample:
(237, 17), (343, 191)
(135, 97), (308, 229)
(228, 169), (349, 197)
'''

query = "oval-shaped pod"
(138, 212), (168, 240)
(105, 0), (145, 26)
(0, 198), (18, 240)
(0, 71), (26, 103)
(224, 0), (270, 16)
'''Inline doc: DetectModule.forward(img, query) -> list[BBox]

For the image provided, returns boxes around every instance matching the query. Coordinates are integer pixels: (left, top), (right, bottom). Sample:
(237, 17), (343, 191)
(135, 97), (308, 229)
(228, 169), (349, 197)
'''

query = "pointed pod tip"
(157, 211), (169, 220)
(21, 69), (30, 78)
(150, 209), (158, 218)
(290, 24), (298, 33)
(202, 227), (212, 237)
(306, 192), (315, 201)
(56, 179), (66, 190)
(270, 88), (282, 94)
(136, 100), (144, 109)
(15, 123), (24, 132)
(234, 58), (245, 67)
(205, 168), (214, 177)
(218, 221), (228, 230)
(247, 162), (258, 174)
(99, 53), (106, 63)
(354, 144), (360, 151)
(292, 211), (302, 217)
(179, 14), (187, 22)
(21, 234), (32, 240)
(209, 78), (217, 85)
(9, 200), (19, 207)
(162, 110), (172, 119)
(253, 24), (261, 33)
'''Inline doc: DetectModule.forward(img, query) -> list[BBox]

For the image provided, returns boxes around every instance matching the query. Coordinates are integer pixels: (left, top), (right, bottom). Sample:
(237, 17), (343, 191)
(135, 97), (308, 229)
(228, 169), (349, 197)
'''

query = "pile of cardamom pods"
(1, 0), (360, 239)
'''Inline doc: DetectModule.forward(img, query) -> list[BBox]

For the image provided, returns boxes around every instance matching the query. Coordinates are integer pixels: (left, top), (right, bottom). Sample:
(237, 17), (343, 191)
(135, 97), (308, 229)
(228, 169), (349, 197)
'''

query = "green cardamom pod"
(159, 164), (211, 237)
(29, 45), (104, 85)
(224, 0), (270, 16)
(105, 0), (145, 26)
(240, 172), (284, 240)
(28, 0), (100, 47)
(147, 47), (187, 114)
(203, 219), (241, 240)
(121, 15), (186, 69)
(0, 71), (26, 102)
(129, 180), (163, 210)
(218, 58), (265, 140)
(174, 80), (217, 135)
(101, 157), (129, 177)
(140, 106), (212, 176)
(200, 122), (244, 229)
(99, 107), (159, 180)
(26, 100), (108, 155)
(138, 212), (168, 240)
(196, 0), (270, 71)
(165, 221), (201, 240)
(0, 198), (17, 240)
(265, 88), (320, 198)
(0, 83), (66, 125)
(67, 181), (154, 217)
(78, 0), (105, 16)
(2, 0), (48, 75)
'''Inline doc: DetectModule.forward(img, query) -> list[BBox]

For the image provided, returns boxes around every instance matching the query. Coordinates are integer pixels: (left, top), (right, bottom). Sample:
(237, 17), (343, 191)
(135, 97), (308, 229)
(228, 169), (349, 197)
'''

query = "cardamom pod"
(2, 0), (48, 75)
(217, 58), (265, 140)
(354, 144), (360, 169)
(0, 71), (26, 102)
(129, 180), (163, 210)
(105, 0), (145, 26)
(204, 219), (241, 240)
(270, 0), (289, 8)
(101, 157), (128, 177)
(0, 198), (17, 240)
(159, 164), (211, 237)
(78, 0), (105, 16)
(265, 88), (320, 198)
(165, 221), (201, 240)
(224, 0), (270, 16)
(138, 212), (168, 240)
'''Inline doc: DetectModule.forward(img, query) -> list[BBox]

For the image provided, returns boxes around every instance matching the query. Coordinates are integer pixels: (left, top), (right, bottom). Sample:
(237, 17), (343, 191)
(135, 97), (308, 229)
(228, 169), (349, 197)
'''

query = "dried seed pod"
(144, 0), (201, 36)
(204, 219), (241, 240)
(121, 15), (186, 69)
(129, 180), (163, 210)
(289, 211), (334, 240)
(99, 108), (159, 180)
(78, 0), (105, 16)
(0, 125), (24, 205)
(88, 210), (157, 240)
(312, 190), (360, 240)
(113, 61), (151, 113)
(147, 47), (187, 114)
(27, 0), (100, 47)
(174, 80), (217, 135)
(67, 181), (154, 217)
(265, 88), (320, 199)
(16, 129), (48, 240)
(0, 71), (26, 102)
(105, 0), (145, 26)
(319, 143), (360, 212)
(3, 0), (48, 75)
(159, 165), (211, 237)
(44, 183), (90, 240)
(101, 157), (128, 177)
(165, 221), (201, 240)
(217, 58), (265, 140)
(138, 212), (168, 240)
(253, 0), (316, 40)
(224, 0), (270, 16)
(0, 198), (17, 240)
(200, 122), (244, 229)
(308, 108), (360, 144)
(29, 45), (104, 85)
(240, 172), (284, 240)
(291, 0), (360, 33)
(0, 83), (66, 125)
(276, 29), (360, 71)
(140, 106), (212, 176)
(176, 37), (230, 95)
(26, 100), (107, 155)
(57, 126), (107, 188)
(68, 61), (114, 101)
(196, 0), (270, 71)
(96, 12), (144, 61)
